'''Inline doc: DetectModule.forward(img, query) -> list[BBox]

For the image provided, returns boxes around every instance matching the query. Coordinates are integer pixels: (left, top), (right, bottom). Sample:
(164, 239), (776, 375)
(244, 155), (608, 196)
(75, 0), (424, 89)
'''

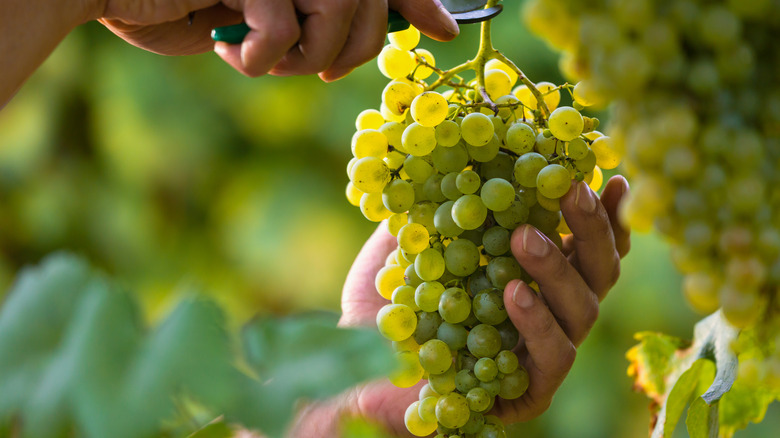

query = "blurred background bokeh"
(0, 1), (777, 436)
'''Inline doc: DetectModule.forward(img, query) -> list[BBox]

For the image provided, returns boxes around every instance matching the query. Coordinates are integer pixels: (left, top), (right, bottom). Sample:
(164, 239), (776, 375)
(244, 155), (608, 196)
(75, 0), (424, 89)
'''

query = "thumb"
(388, 0), (459, 41)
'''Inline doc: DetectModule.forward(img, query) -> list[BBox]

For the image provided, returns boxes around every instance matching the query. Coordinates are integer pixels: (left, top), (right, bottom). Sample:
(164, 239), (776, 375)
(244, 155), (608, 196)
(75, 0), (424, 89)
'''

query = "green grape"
(380, 121), (406, 152)
(575, 148), (597, 173)
(461, 113), (495, 146)
(411, 92), (449, 127)
(432, 143), (469, 173)
(404, 155), (434, 184)
(419, 339), (453, 374)
(405, 263), (423, 288)
(438, 287), (472, 324)
(548, 106), (584, 141)
(466, 387), (492, 413)
(483, 226), (511, 256)
(458, 350), (478, 372)
(436, 120), (462, 147)
(461, 411), (486, 435)
(493, 199), (530, 229)
(534, 132), (558, 157)
(382, 179), (415, 213)
(388, 25), (420, 51)
(467, 324), (502, 358)
(452, 195), (488, 230)
(536, 164), (572, 199)
(382, 79), (417, 115)
(392, 285), (421, 312)
(487, 256), (528, 290)
(485, 69), (513, 100)
(403, 122), (437, 156)
(505, 122), (536, 154)
(496, 350), (519, 374)
(456, 170), (481, 195)
(393, 335), (419, 353)
(475, 357), (499, 382)
(455, 369), (479, 393)
(440, 172), (463, 201)
(378, 45), (416, 79)
(398, 223), (430, 254)
(409, 201), (438, 235)
(416, 281), (446, 313)
(423, 173), (447, 203)
(385, 149), (406, 170)
(467, 134), (501, 162)
(476, 423), (506, 438)
(479, 378), (501, 397)
(352, 129), (389, 158)
(390, 350), (425, 388)
(444, 238), (481, 277)
(487, 58), (519, 85)
(419, 383), (440, 400)
(429, 363), (457, 394)
(498, 366), (530, 400)
(473, 289), (508, 325)
(480, 178), (516, 212)
(418, 396), (439, 424)
(415, 248), (446, 282)
(459, 227), (486, 248)
(414, 311), (442, 344)
(376, 304), (417, 341)
(351, 156), (391, 193)
(565, 137), (589, 160)
(355, 109), (385, 130)
(467, 268), (493, 297)
(435, 392), (470, 429)
(514, 152), (548, 188)
(376, 264), (407, 300)
(490, 115), (508, 141)
(434, 201), (465, 238)
(405, 401), (439, 437)
(527, 204), (561, 235)
(437, 322), (468, 351)
(360, 192), (393, 222)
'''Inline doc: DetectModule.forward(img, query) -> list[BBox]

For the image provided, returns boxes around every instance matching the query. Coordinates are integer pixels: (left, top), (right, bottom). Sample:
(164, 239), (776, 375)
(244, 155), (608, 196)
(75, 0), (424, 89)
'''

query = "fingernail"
(576, 181), (596, 213)
(522, 225), (550, 258)
(513, 281), (535, 309)
(439, 6), (460, 36)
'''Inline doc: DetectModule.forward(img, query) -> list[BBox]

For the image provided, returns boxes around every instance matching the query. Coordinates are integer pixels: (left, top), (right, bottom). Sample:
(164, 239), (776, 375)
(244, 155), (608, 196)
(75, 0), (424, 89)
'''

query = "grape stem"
(425, 0), (550, 122)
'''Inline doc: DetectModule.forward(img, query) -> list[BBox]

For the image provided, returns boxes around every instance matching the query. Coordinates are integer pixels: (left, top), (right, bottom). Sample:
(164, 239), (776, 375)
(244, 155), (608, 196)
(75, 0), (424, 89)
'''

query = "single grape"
(351, 156), (390, 193)
(429, 363), (456, 395)
(466, 387), (492, 413)
(505, 123), (536, 154)
(548, 106), (584, 142)
(480, 178), (516, 212)
(415, 248), (446, 282)
(499, 366), (530, 399)
(392, 285), (420, 311)
(473, 289), (508, 325)
(375, 264), (407, 300)
(388, 25), (420, 51)
(382, 179), (415, 213)
(467, 134), (501, 162)
(411, 92), (449, 127)
(403, 155), (434, 184)
(431, 143), (469, 173)
(437, 322), (468, 351)
(435, 392), (470, 429)
(452, 194), (488, 230)
(474, 357), (499, 382)
(405, 401), (438, 436)
(493, 200), (530, 229)
(434, 201), (465, 238)
(390, 350), (425, 388)
(403, 122), (437, 156)
(398, 223), (430, 254)
(467, 324), (502, 358)
(414, 311), (442, 344)
(419, 339), (453, 374)
(536, 164), (572, 199)
(461, 113), (495, 146)
(418, 396), (439, 424)
(438, 287), (472, 324)
(444, 238), (481, 277)
(456, 169), (481, 194)
(455, 369), (479, 393)
(435, 120), (461, 147)
(355, 109), (385, 130)
(360, 192), (393, 222)
(378, 45), (416, 79)
(496, 350), (519, 374)
(415, 281), (446, 313)
(376, 303), (417, 341)
(482, 226), (511, 256)
(514, 152), (548, 188)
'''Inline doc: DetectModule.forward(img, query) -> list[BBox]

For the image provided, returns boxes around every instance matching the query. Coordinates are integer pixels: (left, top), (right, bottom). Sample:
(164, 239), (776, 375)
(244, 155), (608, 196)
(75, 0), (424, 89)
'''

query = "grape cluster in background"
(524, 0), (780, 404)
(344, 22), (618, 437)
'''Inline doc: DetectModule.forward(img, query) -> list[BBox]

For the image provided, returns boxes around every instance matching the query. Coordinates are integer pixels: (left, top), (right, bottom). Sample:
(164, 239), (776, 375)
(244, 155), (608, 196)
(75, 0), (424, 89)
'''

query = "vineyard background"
(0, 1), (777, 436)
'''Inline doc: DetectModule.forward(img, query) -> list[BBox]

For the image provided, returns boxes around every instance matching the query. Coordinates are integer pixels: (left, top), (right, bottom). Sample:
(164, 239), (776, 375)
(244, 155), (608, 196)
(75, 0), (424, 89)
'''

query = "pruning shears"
(211, 0), (503, 44)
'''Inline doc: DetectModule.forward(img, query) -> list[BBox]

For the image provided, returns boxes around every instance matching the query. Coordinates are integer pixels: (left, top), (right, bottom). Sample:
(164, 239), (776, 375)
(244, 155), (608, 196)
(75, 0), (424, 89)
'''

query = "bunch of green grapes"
(524, 0), (780, 388)
(345, 25), (613, 437)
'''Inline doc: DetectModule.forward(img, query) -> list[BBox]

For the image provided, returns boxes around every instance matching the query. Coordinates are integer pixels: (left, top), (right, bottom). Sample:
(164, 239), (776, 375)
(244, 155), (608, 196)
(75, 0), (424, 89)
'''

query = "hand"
(93, 0), (459, 80)
(332, 175), (630, 436)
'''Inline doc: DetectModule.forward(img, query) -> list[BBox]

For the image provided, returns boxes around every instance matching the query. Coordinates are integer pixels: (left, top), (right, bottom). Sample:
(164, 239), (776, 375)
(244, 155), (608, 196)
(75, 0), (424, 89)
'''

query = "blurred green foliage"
(0, 1), (778, 436)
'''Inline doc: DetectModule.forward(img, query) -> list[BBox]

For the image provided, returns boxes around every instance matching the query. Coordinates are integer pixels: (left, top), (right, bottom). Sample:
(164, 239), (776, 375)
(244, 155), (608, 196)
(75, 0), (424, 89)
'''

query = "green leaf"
(627, 331), (689, 402)
(719, 383), (777, 434)
(686, 396), (718, 438)
(188, 419), (233, 438)
(652, 359), (713, 438)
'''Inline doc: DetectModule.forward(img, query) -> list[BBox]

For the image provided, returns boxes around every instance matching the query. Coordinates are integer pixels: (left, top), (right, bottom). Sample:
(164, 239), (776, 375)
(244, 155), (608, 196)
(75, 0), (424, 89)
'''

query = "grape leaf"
(686, 396), (718, 438)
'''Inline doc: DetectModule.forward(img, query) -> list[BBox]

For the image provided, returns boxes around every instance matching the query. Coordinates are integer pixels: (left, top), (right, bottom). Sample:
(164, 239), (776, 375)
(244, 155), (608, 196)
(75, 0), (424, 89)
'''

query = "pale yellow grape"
(590, 136), (621, 169)
(355, 109), (385, 130)
(548, 106), (584, 142)
(377, 303), (417, 341)
(378, 45), (415, 79)
(411, 92), (448, 127)
(345, 182), (363, 207)
(572, 80), (606, 108)
(435, 120), (461, 147)
(413, 48), (436, 80)
(589, 166), (603, 191)
(389, 25), (420, 51)
(536, 190), (561, 212)
(382, 80), (417, 116)
(379, 121), (405, 150)
(486, 58), (518, 85)
(350, 156), (390, 193)
(485, 69), (513, 100)
(387, 212), (408, 236)
(398, 223), (430, 254)
(351, 129), (388, 158)
(346, 157), (358, 178)
(376, 264), (407, 299)
(402, 122), (437, 156)
(360, 192), (393, 222)
(461, 113), (495, 146)
(495, 94), (523, 120)
(404, 401), (438, 436)
(505, 122), (536, 154)
(384, 150), (406, 170)
(393, 335), (420, 353)
(418, 396), (439, 423)
(490, 115), (507, 141)
(392, 284), (419, 311)
(380, 102), (406, 122)
(513, 82), (560, 111)
(390, 351), (425, 388)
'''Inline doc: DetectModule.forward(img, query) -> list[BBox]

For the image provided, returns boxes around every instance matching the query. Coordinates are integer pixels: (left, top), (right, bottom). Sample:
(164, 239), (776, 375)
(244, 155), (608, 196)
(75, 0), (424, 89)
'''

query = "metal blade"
(452, 5), (503, 24)
(441, 0), (490, 14)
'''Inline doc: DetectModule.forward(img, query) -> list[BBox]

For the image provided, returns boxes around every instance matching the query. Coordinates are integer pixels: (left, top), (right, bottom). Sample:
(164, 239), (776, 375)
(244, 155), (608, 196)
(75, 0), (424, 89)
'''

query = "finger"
(600, 175), (631, 258)
(499, 280), (576, 422)
(346, 380), (423, 437)
(388, 0), (459, 42)
(215, 0), (300, 77)
(560, 180), (621, 300)
(340, 222), (398, 327)
(270, 0), (358, 75)
(319, 0), (388, 82)
(510, 224), (598, 346)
